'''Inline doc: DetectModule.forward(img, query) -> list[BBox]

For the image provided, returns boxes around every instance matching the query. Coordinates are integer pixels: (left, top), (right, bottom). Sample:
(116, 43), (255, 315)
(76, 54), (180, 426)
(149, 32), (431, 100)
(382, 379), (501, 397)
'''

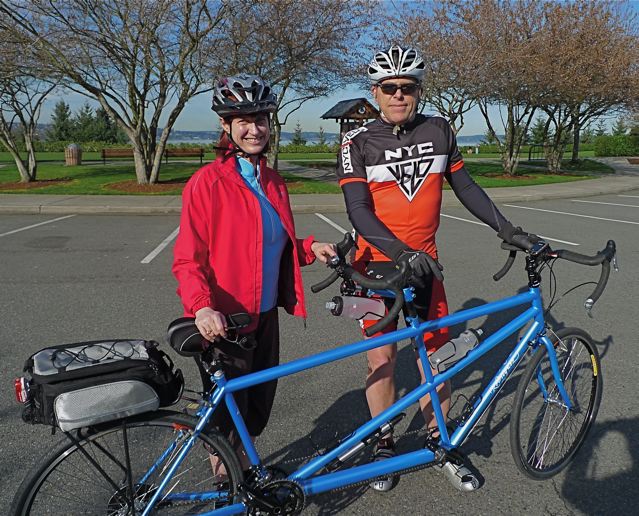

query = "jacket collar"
(216, 154), (273, 192)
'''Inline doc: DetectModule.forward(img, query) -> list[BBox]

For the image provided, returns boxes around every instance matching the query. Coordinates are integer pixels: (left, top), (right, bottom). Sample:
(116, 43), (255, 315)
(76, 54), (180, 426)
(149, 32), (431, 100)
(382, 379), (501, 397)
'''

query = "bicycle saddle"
(166, 314), (252, 357)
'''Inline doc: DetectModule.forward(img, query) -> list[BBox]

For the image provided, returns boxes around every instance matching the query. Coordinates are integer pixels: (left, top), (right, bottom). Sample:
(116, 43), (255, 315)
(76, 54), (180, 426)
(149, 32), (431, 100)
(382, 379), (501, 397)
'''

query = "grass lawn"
(0, 157), (613, 195)
(0, 161), (342, 195)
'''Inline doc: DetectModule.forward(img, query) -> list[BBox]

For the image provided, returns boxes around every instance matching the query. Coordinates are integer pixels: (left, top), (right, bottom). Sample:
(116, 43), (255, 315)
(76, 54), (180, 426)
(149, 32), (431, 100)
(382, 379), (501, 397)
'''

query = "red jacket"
(172, 155), (316, 332)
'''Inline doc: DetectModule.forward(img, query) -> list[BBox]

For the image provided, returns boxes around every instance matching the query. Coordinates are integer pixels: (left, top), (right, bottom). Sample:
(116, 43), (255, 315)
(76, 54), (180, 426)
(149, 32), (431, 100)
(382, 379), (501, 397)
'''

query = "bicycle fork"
(537, 334), (573, 411)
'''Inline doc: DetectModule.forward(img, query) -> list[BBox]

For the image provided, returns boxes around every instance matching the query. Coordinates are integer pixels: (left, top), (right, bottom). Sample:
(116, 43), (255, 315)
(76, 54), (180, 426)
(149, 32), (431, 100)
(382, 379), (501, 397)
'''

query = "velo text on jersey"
(337, 115), (464, 261)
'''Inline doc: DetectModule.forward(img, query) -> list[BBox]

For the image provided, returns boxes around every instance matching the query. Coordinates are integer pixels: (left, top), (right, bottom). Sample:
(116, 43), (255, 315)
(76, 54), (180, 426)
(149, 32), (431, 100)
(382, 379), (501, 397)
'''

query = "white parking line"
(441, 214), (486, 226)
(504, 204), (639, 225)
(315, 213), (350, 234)
(141, 227), (179, 264)
(0, 215), (76, 238)
(572, 200), (639, 208)
(441, 213), (579, 246)
(315, 212), (579, 246)
(619, 195), (639, 199)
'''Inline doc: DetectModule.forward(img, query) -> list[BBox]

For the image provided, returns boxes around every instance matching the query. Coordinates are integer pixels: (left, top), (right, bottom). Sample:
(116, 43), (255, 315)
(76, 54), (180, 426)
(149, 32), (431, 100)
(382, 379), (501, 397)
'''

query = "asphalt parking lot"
(1, 190), (637, 515)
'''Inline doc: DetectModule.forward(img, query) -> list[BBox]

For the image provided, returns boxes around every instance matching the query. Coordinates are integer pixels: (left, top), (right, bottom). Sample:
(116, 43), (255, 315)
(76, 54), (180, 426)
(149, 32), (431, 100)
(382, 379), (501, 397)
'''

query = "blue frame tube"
(292, 304), (539, 481)
(226, 291), (536, 395)
(449, 317), (541, 447)
(299, 448), (436, 495)
(157, 289), (546, 515)
(539, 335), (573, 409)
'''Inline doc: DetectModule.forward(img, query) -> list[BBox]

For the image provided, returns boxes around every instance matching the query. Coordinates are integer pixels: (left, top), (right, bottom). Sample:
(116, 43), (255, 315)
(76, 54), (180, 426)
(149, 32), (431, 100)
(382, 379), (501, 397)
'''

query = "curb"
(1, 174), (639, 215)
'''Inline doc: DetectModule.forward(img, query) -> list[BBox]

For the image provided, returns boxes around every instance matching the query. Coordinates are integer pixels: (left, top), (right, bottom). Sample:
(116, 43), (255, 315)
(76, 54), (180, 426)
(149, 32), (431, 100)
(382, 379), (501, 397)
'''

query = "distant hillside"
(168, 130), (342, 145)
(36, 123), (489, 147)
(168, 130), (489, 146)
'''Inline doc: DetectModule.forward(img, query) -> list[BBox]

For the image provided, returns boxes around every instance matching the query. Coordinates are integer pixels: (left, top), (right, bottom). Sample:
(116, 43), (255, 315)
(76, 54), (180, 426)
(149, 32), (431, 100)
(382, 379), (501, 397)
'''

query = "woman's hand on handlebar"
(195, 307), (227, 341)
(311, 241), (337, 264)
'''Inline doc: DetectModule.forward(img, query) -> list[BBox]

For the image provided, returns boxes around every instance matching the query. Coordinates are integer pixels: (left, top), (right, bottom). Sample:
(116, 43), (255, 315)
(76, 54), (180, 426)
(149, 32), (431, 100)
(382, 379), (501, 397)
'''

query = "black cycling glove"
(395, 249), (444, 287)
(497, 222), (541, 251)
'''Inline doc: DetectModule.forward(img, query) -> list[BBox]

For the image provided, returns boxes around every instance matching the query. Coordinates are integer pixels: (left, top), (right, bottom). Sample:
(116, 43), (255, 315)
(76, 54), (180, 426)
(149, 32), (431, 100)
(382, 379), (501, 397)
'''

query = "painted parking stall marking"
(314, 212), (579, 247)
(315, 213), (350, 234)
(0, 214), (76, 238)
(141, 226), (179, 264)
(441, 214), (579, 246)
(572, 200), (639, 208)
(504, 204), (639, 225)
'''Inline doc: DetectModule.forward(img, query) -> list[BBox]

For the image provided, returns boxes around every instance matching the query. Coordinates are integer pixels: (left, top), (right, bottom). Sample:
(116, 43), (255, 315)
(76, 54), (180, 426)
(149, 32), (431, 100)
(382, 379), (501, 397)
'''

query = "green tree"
(611, 118), (628, 136)
(291, 121), (306, 146)
(318, 125), (326, 146)
(94, 107), (127, 143)
(72, 103), (95, 141)
(595, 120), (607, 136)
(580, 123), (596, 144)
(480, 129), (497, 146)
(48, 100), (73, 141)
(529, 117), (548, 146)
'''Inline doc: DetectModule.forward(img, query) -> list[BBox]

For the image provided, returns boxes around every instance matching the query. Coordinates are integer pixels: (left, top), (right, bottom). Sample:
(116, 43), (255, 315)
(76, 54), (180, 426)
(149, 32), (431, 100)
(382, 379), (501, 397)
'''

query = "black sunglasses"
(376, 82), (420, 95)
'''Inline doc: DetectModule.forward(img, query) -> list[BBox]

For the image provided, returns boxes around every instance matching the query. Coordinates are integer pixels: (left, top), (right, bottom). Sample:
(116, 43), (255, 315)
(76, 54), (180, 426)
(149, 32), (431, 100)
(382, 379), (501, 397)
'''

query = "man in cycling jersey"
(336, 45), (538, 492)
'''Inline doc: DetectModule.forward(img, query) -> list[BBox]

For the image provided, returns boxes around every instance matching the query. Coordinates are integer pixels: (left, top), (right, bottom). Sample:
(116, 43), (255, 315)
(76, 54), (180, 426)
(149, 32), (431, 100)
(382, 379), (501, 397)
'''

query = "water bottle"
(429, 328), (483, 372)
(325, 295), (386, 321)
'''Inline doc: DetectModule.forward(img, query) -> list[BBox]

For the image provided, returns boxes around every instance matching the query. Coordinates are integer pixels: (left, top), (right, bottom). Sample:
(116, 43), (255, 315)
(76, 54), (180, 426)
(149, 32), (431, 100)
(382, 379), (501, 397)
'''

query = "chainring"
(246, 479), (305, 515)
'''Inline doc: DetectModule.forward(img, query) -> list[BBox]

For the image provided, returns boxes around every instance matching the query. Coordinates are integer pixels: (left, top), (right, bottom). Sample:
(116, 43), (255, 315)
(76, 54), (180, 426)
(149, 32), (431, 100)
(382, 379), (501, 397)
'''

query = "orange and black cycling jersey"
(337, 114), (509, 263)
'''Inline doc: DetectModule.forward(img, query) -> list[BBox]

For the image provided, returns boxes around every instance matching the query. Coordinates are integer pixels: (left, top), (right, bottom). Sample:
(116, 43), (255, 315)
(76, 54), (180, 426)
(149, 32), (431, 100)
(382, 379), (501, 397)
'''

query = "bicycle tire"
(11, 410), (244, 515)
(510, 327), (602, 479)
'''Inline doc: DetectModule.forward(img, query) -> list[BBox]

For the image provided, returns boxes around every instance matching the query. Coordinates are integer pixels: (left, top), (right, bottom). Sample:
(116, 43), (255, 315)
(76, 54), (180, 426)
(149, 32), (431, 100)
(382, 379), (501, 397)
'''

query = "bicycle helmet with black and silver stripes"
(368, 45), (425, 83)
(212, 75), (277, 117)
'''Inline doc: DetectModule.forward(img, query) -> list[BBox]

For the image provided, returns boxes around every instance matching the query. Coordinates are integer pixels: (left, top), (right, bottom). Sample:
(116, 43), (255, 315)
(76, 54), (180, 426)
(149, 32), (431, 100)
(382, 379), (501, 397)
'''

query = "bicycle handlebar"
(555, 240), (616, 311)
(310, 234), (410, 337)
(493, 239), (617, 315)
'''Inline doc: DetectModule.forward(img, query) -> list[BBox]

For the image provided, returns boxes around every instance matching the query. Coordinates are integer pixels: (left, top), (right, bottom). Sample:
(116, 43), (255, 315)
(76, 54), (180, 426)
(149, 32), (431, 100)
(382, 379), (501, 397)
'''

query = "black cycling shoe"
(370, 440), (399, 493)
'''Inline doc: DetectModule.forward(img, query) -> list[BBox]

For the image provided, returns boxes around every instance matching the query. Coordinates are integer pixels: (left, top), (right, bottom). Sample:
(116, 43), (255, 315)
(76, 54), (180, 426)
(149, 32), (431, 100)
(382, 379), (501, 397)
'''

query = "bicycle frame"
(142, 285), (572, 516)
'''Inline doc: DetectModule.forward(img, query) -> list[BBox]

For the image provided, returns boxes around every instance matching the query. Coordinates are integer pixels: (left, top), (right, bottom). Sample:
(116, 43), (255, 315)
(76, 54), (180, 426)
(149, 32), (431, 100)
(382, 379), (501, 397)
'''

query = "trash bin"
(65, 144), (82, 166)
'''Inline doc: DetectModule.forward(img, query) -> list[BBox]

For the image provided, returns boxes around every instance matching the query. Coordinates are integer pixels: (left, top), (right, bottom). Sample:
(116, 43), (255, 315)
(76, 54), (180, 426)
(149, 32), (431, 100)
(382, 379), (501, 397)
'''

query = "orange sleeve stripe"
(339, 177), (367, 186)
(450, 160), (464, 173)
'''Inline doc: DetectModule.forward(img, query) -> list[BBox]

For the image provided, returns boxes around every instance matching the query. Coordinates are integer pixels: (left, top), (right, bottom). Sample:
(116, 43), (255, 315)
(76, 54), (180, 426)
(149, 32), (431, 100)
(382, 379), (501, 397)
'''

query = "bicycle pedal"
(442, 449), (466, 467)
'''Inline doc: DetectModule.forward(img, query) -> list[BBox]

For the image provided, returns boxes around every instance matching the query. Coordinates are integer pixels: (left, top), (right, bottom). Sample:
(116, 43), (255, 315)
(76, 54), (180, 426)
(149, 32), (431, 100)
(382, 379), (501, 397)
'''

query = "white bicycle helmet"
(212, 75), (277, 117)
(368, 45), (425, 83)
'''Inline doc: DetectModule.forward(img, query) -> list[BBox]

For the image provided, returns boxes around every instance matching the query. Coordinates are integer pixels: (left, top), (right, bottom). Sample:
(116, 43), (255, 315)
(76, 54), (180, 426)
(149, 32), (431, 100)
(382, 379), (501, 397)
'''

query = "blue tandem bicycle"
(11, 234), (617, 515)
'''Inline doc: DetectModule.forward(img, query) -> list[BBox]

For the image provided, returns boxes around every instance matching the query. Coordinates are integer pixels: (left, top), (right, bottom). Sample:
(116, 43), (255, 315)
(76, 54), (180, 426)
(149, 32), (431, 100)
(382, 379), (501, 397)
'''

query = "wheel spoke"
(14, 414), (243, 515)
(511, 330), (601, 479)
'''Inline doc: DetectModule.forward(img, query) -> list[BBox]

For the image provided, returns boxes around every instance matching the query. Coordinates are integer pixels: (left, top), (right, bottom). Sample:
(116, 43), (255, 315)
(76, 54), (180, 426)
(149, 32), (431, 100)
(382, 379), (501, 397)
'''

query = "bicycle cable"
(543, 256), (598, 315)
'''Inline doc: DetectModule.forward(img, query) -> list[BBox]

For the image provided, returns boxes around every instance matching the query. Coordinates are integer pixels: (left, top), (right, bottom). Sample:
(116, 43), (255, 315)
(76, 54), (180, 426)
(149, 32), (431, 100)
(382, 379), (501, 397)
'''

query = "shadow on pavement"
(260, 291), (614, 513)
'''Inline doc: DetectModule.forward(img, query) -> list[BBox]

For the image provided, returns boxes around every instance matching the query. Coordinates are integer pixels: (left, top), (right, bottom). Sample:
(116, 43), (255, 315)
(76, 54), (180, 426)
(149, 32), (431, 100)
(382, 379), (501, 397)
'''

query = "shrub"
(279, 143), (340, 153)
(594, 135), (639, 156)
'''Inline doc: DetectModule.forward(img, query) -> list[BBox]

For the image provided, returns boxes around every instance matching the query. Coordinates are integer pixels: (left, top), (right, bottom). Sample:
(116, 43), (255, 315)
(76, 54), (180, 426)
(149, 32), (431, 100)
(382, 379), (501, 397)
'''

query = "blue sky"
(41, 83), (493, 137)
(41, 0), (639, 138)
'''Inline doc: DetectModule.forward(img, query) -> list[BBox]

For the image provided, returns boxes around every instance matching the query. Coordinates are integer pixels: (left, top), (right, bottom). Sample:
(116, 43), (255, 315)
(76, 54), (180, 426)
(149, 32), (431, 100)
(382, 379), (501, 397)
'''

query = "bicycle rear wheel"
(510, 327), (602, 479)
(11, 410), (243, 515)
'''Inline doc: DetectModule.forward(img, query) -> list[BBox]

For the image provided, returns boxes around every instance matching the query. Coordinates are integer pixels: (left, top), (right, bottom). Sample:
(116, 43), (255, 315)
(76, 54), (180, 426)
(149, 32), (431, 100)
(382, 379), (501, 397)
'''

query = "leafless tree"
(0, 0), (229, 184)
(214, 0), (372, 168)
(403, 4), (479, 134)
(535, 1), (639, 170)
(383, 0), (547, 176)
(0, 25), (56, 182)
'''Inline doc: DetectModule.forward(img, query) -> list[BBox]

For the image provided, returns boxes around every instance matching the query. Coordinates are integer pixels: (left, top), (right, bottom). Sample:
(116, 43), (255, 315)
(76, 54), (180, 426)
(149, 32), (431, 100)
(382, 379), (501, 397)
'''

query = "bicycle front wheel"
(510, 327), (602, 479)
(11, 410), (243, 515)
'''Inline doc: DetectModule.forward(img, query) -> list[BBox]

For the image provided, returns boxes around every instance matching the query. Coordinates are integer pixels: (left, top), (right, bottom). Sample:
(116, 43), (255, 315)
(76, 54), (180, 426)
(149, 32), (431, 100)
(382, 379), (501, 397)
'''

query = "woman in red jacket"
(172, 75), (335, 472)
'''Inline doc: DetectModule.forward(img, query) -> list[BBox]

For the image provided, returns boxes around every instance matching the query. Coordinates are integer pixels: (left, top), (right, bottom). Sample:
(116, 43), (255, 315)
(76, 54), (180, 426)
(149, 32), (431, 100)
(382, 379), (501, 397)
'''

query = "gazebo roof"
(320, 98), (379, 120)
